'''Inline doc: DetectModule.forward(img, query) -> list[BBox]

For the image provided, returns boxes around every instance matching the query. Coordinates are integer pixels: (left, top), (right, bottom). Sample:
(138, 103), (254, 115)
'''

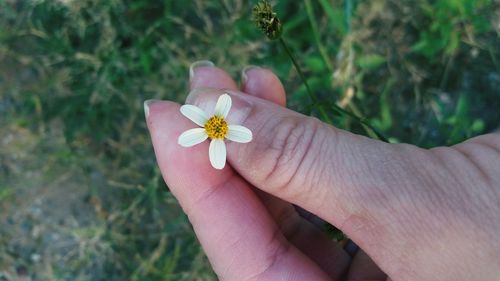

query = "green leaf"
(357, 54), (386, 70)
(304, 56), (326, 73)
(471, 119), (485, 132)
(0, 187), (14, 202)
(318, 0), (346, 35)
(378, 79), (395, 130)
(445, 31), (460, 55)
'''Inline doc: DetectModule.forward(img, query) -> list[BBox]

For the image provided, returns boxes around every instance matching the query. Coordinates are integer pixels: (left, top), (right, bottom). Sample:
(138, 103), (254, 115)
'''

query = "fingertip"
(145, 99), (233, 198)
(190, 61), (238, 91)
(144, 100), (180, 130)
(189, 60), (214, 80)
(240, 66), (286, 106)
(240, 65), (260, 86)
(144, 99), (160, 120)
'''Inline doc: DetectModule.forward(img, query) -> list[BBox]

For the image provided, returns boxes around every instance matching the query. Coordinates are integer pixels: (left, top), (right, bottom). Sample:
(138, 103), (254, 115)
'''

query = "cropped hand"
(145, 62), (500, 281)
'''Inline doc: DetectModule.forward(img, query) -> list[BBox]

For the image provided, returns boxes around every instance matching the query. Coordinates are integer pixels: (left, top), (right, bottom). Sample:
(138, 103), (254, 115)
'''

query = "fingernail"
(189, 60), (215, 81)
(241, 65), (260, 85)
(144, 99), (160, 119)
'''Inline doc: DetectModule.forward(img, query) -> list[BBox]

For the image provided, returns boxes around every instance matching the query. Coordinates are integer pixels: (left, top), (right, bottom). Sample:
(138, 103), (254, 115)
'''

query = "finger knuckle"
(263, 117), (324, 198)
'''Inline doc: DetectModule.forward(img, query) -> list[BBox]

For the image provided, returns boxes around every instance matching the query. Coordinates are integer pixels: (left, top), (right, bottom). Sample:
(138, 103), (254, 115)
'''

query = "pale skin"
(145, 64), (500, 281)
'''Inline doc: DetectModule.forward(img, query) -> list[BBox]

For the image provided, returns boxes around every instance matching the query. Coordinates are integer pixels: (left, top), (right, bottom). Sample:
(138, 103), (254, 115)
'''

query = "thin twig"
(328, 102), (390, 143)
(279, 37), (389, 142)
(304, 0), (334, 72)
(279, 37), (333, 124)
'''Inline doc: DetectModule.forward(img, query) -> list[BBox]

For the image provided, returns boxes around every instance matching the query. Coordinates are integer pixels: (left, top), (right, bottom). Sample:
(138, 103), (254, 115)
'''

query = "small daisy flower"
(178, 93), (252, 169)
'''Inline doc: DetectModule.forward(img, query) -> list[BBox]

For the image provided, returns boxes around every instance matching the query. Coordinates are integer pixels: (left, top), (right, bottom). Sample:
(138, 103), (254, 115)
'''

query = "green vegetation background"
(0, 0), (498, 280)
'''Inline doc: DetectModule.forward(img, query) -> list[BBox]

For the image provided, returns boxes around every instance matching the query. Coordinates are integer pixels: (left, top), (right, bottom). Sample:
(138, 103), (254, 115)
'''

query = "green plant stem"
(304, 0), (334, 72)
(327, 102), (389, 143)
(278, 37), (332, 124)
(345, 0), (352, 33)
(347, 102), (378, 140)
(304, 0), (383, 140)
(278, 37), (389, 143)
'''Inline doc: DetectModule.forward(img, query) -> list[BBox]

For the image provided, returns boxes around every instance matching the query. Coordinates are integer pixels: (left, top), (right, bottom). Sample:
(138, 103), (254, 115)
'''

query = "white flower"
(178, 93), (252, 169)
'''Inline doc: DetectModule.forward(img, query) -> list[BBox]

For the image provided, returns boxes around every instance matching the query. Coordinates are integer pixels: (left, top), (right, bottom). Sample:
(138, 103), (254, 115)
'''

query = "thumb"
(186, 88), (426, 238)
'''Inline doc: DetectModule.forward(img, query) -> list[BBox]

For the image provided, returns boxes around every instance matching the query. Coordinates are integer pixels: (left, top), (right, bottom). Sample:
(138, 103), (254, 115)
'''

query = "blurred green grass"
(0, 0), (498, 280)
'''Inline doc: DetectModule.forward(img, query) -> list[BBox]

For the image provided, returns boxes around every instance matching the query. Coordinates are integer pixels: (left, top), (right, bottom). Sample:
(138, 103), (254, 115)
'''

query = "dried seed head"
(252, 0), (282, 40)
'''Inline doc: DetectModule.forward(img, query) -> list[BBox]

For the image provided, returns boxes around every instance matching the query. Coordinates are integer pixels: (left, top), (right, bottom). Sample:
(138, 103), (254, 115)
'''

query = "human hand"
(144, 61), (500, 281)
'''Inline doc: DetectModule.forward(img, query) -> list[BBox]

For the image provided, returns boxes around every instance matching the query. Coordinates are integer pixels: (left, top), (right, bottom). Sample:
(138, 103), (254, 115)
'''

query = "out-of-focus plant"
(252, 0), (389, 142)
(413, 0), (493, 57)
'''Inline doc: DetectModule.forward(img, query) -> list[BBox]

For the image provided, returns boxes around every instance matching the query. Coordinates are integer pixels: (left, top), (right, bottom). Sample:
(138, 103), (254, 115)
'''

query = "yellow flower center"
(204, 116), (228, 139)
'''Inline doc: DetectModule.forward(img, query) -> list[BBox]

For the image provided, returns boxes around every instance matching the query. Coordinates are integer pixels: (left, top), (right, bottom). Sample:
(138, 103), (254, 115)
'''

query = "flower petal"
(178, 128), (208, 147)
(214, 93), (232, 118)
(180, 105), (209, 127)
(226, 125), (252, 143)
(209, 139), (226, 170)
